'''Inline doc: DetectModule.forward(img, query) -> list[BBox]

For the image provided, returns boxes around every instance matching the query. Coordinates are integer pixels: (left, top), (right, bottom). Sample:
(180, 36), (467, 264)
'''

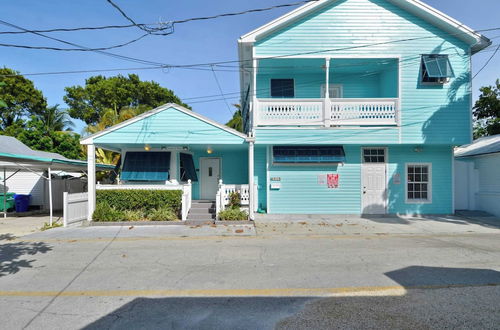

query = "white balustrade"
(215, 181), (258, 219)
(257, 99), (324, 125)
(256, 98), (398, 126)
(330, 98), (398, 125)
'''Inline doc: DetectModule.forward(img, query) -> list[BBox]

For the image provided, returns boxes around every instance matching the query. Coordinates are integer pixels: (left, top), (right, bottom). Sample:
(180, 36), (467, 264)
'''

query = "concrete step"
(187, 213), (216, 220)
(189, 208), (216, 215)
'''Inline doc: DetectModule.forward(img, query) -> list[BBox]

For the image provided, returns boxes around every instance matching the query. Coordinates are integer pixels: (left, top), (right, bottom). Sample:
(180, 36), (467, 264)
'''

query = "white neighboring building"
(454, 135), (500, 217)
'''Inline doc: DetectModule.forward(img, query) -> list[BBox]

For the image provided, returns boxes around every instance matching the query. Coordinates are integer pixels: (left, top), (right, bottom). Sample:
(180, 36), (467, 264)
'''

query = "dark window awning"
(273, 146), (346, 163)
(422, 55), (454, 78)
(180, 153), (198, 182)
(121, 152), (170, 181)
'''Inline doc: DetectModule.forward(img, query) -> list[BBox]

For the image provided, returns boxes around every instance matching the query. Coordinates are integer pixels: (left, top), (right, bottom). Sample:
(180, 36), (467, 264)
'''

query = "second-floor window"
(270, 79), (294, 98)
(420, 54), (454, 84)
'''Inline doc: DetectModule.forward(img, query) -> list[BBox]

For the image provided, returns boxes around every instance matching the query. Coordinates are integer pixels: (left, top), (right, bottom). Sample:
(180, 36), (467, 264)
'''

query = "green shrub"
(147, 207), (178, 221)
(93, 203), (125, 222)
(227, 191), (241, 209)
(123, 209), (145, 221)
(96, 189), (182, 213)
(218, 208), (248, 221)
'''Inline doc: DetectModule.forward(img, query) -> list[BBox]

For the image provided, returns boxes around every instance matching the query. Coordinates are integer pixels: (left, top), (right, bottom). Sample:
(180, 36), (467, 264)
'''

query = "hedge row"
(96, 189), (182, 212)
(93, 189), (183, 222)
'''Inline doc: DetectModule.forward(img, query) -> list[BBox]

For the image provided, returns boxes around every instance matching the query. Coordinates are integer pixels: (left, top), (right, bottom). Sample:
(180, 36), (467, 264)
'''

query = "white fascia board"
(80, 103), (248, 145)
(239, 0), (490, 53)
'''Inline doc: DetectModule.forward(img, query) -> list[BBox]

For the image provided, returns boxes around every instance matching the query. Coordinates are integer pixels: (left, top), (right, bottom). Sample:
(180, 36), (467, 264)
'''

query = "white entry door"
(200, 158), (221, 200)
(361, 148), (387, 214)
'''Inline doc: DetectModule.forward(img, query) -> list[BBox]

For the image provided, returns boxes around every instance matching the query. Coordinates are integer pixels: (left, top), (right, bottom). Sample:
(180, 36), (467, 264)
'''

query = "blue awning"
(273, 146), (346, 163)
(121, 152), (170, 181)
(422, 55), (454, 78)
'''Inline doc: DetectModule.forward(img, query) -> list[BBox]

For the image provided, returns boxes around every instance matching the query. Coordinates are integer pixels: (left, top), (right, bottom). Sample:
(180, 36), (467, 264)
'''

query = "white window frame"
(405, 163), (432, 204)
(361, 147), (387, 164)
(321, 83), (343, 98)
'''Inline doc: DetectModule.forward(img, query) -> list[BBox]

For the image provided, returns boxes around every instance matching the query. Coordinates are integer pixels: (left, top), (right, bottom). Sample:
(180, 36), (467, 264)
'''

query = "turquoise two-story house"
(82, 0), (490, 221)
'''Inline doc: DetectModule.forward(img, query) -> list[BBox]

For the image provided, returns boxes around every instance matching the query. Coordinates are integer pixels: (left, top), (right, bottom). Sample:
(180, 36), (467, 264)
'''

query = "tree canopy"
(0, 67), (47, 129)
(225, 104), (244, 133)
(473, 79), (500, 138)
(64, 74), (190, 125)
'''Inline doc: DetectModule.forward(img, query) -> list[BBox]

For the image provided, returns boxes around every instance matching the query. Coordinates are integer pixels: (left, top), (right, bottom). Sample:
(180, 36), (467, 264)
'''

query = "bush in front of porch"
(217, 191), (248, 221)
(93, 189), (182, 222)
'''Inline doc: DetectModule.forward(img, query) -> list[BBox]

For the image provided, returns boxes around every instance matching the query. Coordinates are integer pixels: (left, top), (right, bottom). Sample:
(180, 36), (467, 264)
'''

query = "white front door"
(200, 158), (221, 200)
(361, 148), (387, 214)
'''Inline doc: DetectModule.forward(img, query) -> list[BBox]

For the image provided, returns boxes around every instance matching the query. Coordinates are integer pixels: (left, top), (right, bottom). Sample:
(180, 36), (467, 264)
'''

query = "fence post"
(63, 192), (68, 227)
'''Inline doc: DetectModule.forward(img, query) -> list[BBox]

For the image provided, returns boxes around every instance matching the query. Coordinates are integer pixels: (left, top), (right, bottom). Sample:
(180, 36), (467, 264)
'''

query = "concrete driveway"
(0, 214), (61, 237)
(1, 213), (499, 329)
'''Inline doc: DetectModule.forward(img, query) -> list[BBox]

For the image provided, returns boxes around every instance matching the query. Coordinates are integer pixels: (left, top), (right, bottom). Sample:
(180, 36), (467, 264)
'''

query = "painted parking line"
(0, 283), (498, 298)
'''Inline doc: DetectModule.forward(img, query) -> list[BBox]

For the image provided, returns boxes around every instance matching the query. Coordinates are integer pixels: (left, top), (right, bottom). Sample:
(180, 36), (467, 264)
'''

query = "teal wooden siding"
(254, 145), (268, 210)
(387, 145), (453, 214)
(255, 128), (399, 145)
(94, 106), (245, 145)
(258, 144), (453, 214)
(254, 0), (472, 145)
(189, 147), (248, 200)
(267, 145), (361, 214)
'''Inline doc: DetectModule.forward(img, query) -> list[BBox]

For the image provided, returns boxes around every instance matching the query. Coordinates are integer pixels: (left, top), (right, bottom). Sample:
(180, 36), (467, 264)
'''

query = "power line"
(472, 44), (500, 79)
(210, 65), (234, 115)
(0, 24), (138, 34)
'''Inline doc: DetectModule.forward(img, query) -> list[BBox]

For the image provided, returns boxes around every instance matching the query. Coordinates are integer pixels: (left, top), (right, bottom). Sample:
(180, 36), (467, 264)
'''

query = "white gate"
(63, 192), (88, 226)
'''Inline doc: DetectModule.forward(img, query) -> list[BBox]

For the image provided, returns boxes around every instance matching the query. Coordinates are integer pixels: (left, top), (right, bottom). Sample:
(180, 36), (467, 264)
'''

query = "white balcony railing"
(215, 181), (257, 218)
(255, 98), (398, 126)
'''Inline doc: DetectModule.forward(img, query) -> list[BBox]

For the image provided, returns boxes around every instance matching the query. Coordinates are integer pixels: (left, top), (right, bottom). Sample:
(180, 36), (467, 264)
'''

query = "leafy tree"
(473, 79), (500, 138)
(64, 74), (190, 125)
(1, 117), (84, 160)
(0, 67), (47, 129)
(0, 82), (7, 108)
(225, 104), (244, 133)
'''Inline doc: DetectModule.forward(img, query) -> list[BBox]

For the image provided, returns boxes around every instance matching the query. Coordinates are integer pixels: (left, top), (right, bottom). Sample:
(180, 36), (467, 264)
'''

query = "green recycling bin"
(0, 192), (16, 212)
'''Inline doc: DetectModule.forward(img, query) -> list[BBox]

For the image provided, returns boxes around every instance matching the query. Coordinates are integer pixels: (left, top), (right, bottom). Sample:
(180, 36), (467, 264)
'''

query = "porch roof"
(81, 103), (249, 151)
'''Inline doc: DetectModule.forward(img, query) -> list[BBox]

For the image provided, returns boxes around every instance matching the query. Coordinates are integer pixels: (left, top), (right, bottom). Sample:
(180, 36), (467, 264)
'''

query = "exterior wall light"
(144, 145), (151, 151)
(414, 147), (423, 153)
(207, 147), (213, 154)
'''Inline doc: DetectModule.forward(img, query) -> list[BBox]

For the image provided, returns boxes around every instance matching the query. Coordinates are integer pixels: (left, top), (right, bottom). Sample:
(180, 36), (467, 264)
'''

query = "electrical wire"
(472, 44), (500, 79)
(210, 65), (235, 115)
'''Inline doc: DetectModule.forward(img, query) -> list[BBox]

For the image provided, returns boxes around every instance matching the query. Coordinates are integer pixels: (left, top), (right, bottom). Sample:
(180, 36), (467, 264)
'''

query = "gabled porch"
(81, 104), (256, 222)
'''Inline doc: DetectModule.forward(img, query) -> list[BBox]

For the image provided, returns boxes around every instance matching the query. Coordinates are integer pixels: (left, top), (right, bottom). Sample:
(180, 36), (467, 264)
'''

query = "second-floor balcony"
(247, 58), (400, 128)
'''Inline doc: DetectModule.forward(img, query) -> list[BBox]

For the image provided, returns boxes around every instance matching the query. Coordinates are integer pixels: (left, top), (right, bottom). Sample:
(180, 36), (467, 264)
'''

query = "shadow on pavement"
(361, 213), (500, 229)
(84, 266), (500, 329)
(0, 233), (52, 277)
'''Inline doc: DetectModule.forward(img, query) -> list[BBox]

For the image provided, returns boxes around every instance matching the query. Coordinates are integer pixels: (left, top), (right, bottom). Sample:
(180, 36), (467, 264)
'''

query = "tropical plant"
(147, 207), (178, 221)
(218, 208), (248, 221)
(225, 104), (244, 132)
(37, 104), (74, 134)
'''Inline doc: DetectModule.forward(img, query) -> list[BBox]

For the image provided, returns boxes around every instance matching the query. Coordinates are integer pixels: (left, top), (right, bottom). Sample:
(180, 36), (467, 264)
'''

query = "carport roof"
(0, 136), (113, 171)
(455, 135), (500, 158)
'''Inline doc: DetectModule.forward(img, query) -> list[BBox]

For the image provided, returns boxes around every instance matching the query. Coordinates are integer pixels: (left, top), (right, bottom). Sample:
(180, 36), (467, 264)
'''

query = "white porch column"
(248, 138), (255, 220)
(48, 167), (53, 226)
(324, 57), (331, 127)
(252, 57), (258, 129)
(87, 144), (96, 221)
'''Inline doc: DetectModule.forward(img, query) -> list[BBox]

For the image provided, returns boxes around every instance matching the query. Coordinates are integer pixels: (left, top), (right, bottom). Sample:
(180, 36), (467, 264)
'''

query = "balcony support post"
(324, 57), (331, 127)
(252, 58), (258, 128)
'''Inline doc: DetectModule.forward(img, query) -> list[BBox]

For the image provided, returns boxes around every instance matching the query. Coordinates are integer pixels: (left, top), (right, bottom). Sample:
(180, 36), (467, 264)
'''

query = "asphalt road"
(1, 229), (499, 329)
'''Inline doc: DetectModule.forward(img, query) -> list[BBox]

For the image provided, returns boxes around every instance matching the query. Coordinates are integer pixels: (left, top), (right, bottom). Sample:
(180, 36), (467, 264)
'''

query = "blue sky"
(1, 0), (499, 134)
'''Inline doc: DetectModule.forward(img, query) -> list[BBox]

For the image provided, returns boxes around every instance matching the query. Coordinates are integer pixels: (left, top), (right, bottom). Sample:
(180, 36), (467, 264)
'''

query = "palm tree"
(38, 104), (74, 134)
(85, 106), (148, 165)
(226, 104), (244, 133)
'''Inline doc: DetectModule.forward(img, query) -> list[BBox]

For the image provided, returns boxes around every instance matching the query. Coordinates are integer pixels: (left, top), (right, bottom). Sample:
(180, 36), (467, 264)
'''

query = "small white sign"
(317, 174), (327, 185)
(393, 173), (401, 185)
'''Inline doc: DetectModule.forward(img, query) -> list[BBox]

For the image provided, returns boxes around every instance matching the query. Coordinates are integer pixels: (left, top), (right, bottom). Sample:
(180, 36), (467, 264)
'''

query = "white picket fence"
(63, 192), (88, 227)
(215, 181), (257, 218)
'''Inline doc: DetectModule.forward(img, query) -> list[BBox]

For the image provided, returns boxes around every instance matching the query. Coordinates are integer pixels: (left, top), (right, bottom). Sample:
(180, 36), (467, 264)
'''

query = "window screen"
(270, 79), (294, 98)
(179, 153), (198, 182)
(121, 152), (170, 181)
(421, 55), (454, 83)
(363, 148), (386, 163)
(273, 146), (345, 164)
(407, 164), (430, 201)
